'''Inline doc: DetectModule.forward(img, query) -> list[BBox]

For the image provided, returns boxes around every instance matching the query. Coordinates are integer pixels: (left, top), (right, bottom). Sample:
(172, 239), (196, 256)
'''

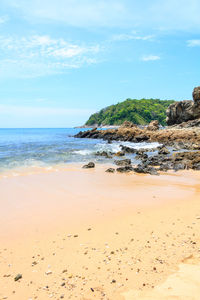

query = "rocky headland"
(75, 87), (200, 175)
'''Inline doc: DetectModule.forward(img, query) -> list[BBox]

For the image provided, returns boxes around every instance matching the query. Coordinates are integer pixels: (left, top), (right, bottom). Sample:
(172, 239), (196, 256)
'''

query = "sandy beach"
(1, 164), (200, 299)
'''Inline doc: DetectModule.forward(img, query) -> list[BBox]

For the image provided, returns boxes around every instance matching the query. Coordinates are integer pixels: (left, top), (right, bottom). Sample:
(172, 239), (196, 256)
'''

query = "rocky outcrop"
(166, 86), (200, 125)
(147, 120), (159, 131)
(120, 121), (137, 128)
(170, 118), (200, 128)
(192, 86), (200, 103)
(75, 125), (200, 145)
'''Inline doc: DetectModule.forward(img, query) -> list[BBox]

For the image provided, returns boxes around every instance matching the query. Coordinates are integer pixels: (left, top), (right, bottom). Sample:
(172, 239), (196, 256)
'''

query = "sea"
(0, 128), (160, 173)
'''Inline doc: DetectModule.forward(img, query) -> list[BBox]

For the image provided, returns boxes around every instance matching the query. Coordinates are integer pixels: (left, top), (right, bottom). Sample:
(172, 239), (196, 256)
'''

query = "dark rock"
(133, 164), (146, 174)
(148, 167), (159, 175)
(173, 151), (200, 170)
(95, 151), (112, 158)
(135, 134), (149, 142)
(106, 168), (115, 173)
(158, 147), (170, 155)
(173, 162), (187, 171)
(135, 149), (147, 155)
(116, 166), (134, 173)
(120, 145), (136, 153)
(147, 154), (172, 166)
(159, 163), (172, 172)
(193, 163), (200, 170)
(14, 274), (22, 281)
(133, 164), (159, 175)
(114, 159), (131, 166)
(82, 162), (95, 169)
(135, 153), (148, 161)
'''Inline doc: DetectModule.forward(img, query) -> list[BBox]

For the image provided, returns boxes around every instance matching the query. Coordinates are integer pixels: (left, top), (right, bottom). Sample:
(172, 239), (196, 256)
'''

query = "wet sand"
(0, 164), (200, 299)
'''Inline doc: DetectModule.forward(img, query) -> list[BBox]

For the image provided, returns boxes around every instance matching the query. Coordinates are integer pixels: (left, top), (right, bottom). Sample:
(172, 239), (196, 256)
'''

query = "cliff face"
(166, 87), (200, 125)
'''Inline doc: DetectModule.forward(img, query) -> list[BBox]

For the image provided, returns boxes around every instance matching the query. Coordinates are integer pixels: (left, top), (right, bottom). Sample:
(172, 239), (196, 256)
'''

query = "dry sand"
(0, 164), (200, 299)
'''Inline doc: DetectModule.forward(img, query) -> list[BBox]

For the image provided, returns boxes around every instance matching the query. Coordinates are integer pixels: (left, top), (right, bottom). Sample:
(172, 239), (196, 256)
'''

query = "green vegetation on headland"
(85, 98), (175, 126)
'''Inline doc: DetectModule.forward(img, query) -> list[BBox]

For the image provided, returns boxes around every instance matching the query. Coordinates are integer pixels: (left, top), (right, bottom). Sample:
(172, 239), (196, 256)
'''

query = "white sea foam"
(95, 141), (160, 153)
(95, 143), (121, 153)
(74, 149), (93, 156)
(121, 141), (160, 150)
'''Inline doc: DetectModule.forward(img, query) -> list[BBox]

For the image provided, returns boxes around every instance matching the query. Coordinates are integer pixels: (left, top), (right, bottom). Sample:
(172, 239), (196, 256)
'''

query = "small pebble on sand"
(14, 274), (22, 281)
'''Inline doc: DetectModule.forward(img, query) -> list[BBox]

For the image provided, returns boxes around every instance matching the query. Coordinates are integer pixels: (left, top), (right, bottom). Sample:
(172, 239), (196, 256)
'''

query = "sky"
(0, 0), (200, 127)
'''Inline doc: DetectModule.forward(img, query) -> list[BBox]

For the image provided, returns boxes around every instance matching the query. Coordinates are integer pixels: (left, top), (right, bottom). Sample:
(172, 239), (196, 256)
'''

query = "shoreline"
(1, 165), (200, 299)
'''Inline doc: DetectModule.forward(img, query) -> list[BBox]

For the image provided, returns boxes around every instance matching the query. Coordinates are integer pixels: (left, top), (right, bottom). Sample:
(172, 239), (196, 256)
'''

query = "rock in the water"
(135, 149), (148, 155)
(135, 134), (149, 142)
(135, 153), (148, 160)
(95, 151), (112, 158)
(147, 120), (159, 131)
(158, 146), (170, 155)
(114, 151), (125, 157)
(82, 162), (95, 169)
(120, 145), (136, 153)
(14, 274), (22, 281)
(106, 168), (115, 173)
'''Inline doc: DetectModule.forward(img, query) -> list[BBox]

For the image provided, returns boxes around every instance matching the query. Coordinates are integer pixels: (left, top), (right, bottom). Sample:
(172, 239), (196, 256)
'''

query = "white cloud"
(187, 39), (200, 47)
(141, 55), (160, 61)
(0, 35), (101, 77)
(112, 33), (154, 41)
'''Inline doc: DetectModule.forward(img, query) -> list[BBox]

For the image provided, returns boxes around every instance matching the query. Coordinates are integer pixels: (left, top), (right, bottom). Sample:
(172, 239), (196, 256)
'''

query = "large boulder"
(166, 86), (200, 125)
(114, 159), (131, 166)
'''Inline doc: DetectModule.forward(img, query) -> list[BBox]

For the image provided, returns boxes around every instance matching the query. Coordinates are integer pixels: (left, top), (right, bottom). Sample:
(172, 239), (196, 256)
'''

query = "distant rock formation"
(166, 87), (200, 125)
(147, 120), (159, 131)
(121, 121), (137, 128)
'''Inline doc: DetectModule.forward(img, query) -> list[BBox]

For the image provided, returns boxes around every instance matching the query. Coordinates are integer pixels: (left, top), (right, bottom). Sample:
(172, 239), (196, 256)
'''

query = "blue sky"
(0, 0), (200, 127)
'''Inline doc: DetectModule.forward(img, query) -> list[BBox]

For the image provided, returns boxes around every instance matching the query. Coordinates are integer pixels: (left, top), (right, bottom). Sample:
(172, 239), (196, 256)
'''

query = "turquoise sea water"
(0, 128), (159, 172)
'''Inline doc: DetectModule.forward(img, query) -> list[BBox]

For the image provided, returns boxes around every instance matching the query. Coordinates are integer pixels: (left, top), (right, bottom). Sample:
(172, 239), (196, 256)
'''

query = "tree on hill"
(85, 98), (175, 126)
